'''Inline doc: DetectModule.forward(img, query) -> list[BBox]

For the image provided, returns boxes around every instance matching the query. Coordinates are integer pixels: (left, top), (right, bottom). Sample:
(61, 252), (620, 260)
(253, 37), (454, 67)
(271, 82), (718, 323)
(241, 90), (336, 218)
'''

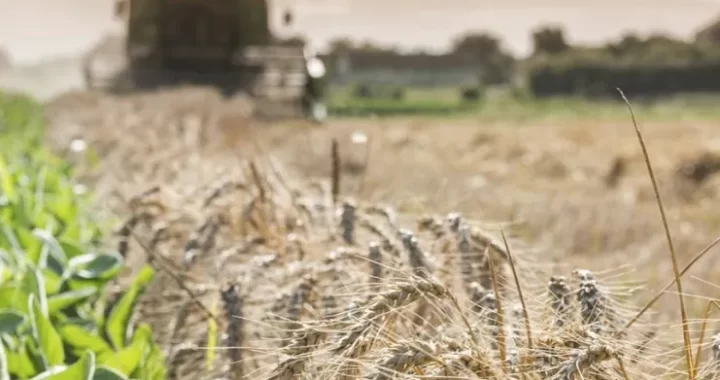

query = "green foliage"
(330, 85), (484, 117)
(525, 31), (720, 97)
(29, 293), (65, 369)
(695, 15), (720, 48)
(527, 59), (720, 98)
(531, 26), (570, 56)
(41, 351), (95, 380)
(105, 266), (154, 351)
(0, 92), (166, 380)
(351, 84), (406, 100)
(450, 32), (516, 85)
(459, 86), (485, 103)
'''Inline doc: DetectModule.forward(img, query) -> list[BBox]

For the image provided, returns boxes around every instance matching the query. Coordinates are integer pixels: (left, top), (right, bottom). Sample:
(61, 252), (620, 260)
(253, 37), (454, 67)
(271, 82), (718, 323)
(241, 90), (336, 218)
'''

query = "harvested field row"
(42, 87), (720, 379)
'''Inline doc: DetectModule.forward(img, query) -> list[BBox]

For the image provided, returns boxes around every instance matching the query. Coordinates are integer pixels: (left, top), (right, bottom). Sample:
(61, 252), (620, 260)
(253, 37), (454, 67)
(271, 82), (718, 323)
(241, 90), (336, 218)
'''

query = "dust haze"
(2, 0), (720, 100)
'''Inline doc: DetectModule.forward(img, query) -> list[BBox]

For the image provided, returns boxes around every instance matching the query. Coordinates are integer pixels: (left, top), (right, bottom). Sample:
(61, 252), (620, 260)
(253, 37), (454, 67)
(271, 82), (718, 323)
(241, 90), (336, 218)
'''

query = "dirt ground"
(42, 88), (720, 378)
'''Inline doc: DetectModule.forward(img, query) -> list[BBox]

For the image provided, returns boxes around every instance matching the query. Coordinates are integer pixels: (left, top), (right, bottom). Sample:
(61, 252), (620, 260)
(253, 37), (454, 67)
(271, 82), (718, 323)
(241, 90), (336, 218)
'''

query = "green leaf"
(73, 301), (96, 323)
(48, 288), (97, 315)
(59, 240), (84, 260)
(32, 229), (68, 268)
(69, 351), (96, 380)
(0, 156), (15, 203)
(97, 345), (142, 377)
(0, 263), (8, 286)
(15, 226), (41, 265)
(32, 213), (57, 240)
(27, 366), (68, 380)
(0, 285), (29, 314)
(22, 267), (47, 317)
(33, 166), (47, 217)
(38, 214), (61, 239)
(29, 351), (95, 380)
(10, 197), (32, 228)
(67, 278), (104, 293)
(91, 291), (111, 332)
(28, 294), (65, 369)
(0, 335), (18, 352)
(46, 198), (75, 226)
(84, 225), (103, 247)
(57, 324), (111, 355)
(105, 266), (154, 350)
(42, 269), (63, 297)
(57, 316), (95, 331)
(138, 341), (166, 380)
(0, 342), (9, 380)
(42, 169), (61, 194)
(71, 254), (123, 281)
(99, 324), (152, 376)
(5, 341), (36, 378)
(58, 223), (80, 244)
(1, 225), (26, 267)
(0, 309), (26, 335)
(92, 366), (128, 380)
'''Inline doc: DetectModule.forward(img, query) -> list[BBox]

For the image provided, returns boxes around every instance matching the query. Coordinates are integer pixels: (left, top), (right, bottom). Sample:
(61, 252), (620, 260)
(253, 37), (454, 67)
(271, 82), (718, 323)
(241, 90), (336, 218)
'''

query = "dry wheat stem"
(365, 340), (439, 380)
(501, 229), (534, 352)
(331, 139), (341, 206)
(624, 235), (720, 331)
(549, 276), (572, 328)
(266, 325), (327, 380)
(340, 200), (357, 245)
(221, 283), (245, 380)
(618, 88), (694, 380)
(554, 344), (616, 380)
(45, 94), (714, 380)
(129, 228), (217, 321)
(332, 276), (451, 358)
(485, 244), (508, 374)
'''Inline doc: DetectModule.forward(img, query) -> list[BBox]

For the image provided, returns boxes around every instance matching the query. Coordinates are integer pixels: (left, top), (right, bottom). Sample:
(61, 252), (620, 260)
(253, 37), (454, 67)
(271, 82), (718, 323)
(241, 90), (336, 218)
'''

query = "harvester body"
(84, 0), (327, 120)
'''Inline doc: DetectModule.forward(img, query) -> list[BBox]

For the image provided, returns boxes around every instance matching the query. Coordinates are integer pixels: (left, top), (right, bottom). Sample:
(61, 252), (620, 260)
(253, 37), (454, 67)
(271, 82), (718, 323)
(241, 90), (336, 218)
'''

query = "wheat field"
(41, 87), (720, 380)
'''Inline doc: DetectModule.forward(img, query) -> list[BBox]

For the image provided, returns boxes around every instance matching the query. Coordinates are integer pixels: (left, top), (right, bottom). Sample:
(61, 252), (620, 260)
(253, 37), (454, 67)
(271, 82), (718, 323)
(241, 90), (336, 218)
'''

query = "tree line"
(278, 14), (720, 98)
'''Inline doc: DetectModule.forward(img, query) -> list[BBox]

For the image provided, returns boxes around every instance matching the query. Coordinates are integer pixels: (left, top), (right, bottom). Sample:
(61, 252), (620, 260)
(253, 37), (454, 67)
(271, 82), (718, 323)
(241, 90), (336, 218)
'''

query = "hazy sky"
(3, 0), (720, 63)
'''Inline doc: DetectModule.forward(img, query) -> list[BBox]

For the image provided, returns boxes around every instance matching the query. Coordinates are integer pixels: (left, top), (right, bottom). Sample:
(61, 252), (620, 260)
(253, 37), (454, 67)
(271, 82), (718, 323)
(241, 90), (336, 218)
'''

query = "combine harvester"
(83, 0), (328, 122)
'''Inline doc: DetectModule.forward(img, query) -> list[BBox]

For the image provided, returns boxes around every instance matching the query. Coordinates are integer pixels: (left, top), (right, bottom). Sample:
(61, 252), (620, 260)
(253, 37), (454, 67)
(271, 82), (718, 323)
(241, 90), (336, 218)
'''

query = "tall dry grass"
(43, 87), (720, 379)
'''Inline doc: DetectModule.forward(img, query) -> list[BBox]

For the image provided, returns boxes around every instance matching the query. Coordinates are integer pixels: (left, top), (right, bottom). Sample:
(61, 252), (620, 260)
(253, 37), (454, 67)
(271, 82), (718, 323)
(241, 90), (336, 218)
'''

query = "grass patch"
(327, 86), (478, 117)
(326, 85), (720, 121)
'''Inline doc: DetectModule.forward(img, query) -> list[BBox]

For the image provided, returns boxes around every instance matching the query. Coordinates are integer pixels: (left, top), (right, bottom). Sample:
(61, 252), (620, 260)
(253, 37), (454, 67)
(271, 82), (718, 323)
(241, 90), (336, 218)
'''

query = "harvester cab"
(85, 0), (328, 122)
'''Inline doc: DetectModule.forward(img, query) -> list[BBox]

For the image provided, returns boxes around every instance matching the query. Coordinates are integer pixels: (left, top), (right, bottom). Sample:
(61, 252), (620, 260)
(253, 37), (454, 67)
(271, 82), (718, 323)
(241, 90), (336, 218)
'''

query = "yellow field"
(42, 87), (720, 379)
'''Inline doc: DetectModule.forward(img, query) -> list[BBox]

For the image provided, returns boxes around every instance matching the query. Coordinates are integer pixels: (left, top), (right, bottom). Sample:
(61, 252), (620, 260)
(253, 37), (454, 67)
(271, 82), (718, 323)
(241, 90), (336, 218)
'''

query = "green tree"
(451, 32), (516, 85)
(695, 16), (720, 47)
(531, 26), (570, 56)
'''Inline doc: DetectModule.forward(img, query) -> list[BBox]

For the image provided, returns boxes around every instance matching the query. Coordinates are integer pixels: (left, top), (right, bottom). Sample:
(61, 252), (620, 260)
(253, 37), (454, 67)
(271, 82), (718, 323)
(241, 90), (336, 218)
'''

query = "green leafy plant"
(0, 92), (166, 380)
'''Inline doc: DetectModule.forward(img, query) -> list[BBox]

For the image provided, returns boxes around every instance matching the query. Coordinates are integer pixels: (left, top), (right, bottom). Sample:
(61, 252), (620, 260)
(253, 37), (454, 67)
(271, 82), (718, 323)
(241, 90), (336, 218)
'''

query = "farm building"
(327, 51), (484, 87)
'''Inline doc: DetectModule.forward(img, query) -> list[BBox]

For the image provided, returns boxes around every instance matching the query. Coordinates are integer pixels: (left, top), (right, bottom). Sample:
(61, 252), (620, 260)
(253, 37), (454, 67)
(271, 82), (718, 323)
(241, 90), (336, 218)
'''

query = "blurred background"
(6, 0), (720, 108)
(3, 0), (720, 62)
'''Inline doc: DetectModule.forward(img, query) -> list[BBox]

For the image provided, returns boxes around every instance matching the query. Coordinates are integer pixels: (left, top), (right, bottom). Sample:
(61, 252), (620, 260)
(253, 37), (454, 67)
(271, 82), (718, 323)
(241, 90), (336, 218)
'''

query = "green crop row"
(0, 92), (166, 380)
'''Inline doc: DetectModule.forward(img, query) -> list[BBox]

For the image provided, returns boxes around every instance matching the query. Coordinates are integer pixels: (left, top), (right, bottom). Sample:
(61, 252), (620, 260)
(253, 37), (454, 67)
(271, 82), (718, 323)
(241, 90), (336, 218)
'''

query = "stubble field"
(39, 87), (720, 379)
